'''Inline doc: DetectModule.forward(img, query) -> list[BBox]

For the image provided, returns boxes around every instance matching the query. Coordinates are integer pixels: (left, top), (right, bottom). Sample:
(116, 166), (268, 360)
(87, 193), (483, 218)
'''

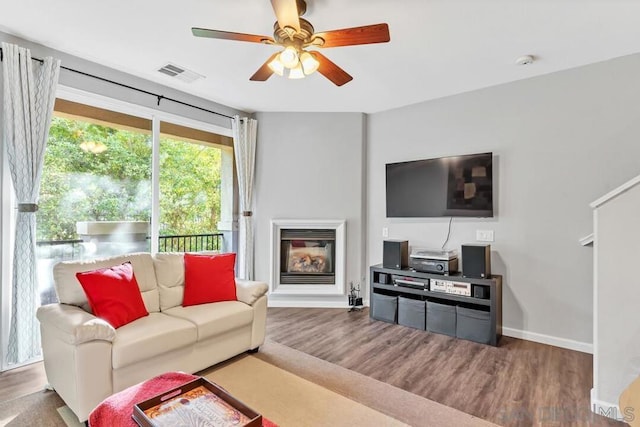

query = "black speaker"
(473, 285), (490, 299)
(462, 244), (491, 278)
(383, 240), (409, 269)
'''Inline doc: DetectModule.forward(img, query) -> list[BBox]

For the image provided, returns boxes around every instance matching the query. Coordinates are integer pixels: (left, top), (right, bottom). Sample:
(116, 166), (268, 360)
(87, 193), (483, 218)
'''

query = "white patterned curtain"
(2, 43), (60, 364)
(232, 116), (257, 280)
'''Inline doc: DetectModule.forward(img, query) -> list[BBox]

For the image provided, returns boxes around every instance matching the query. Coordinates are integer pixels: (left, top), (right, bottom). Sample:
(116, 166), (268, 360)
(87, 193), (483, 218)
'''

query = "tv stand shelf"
(372, 282), (492, 306)
(369, 264), (502, 346)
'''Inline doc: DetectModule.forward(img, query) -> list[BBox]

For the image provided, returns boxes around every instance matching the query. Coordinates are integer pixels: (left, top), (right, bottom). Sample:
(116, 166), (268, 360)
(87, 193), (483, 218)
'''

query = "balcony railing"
(36, 239), (84, 260)
(36, 233), (224, 258)
(157, 233), (223, 253)
(36, 233), (224, 305)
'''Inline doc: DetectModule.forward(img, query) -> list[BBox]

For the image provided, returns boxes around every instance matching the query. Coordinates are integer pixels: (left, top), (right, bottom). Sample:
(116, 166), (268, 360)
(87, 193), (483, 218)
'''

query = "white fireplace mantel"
(270, 219), (346, 296)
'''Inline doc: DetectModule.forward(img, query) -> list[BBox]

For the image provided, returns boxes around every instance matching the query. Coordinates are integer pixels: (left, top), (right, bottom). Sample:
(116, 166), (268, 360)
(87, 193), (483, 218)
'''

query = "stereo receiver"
(409, 248), (458, 274)
(430, 279), (471, 297)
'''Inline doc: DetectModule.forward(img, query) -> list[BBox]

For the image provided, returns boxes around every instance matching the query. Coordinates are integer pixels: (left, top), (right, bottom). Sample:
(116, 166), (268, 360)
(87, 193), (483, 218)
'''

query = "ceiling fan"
(192, 0), (390, 86)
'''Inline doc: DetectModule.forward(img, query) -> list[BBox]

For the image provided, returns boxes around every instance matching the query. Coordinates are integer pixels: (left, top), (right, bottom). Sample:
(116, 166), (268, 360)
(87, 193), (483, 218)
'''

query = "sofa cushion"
(183, 253), (237, 307)
(111, 312), (196, 369)
(54, 253), (160, 313)
(153, 253), (185, 311)
(76, 262), (149, 329)
(163, 301), (253, 342)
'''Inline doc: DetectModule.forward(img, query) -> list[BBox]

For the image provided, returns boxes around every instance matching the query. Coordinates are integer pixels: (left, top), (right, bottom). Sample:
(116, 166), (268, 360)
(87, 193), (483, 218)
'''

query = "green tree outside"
(37, 116), (221, 241)
(159, 137), (221, 236)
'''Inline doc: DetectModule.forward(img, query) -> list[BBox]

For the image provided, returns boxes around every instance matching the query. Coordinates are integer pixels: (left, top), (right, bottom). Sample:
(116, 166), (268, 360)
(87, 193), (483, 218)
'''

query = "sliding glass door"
(36, 101), (152, 305)
(157, 122), (227, 253)
(1, 96), (234, 370)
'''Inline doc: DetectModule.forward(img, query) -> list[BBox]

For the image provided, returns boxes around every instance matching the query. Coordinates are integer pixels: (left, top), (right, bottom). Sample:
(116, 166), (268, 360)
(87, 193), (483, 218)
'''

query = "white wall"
(593, 179), (640, 408)
(253, 112), (366, 306)
(367, 53), (640, 349)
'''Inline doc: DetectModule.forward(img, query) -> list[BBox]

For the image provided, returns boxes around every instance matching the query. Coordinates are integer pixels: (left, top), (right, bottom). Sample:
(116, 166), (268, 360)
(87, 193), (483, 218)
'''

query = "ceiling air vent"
(157, 63), (204, 83)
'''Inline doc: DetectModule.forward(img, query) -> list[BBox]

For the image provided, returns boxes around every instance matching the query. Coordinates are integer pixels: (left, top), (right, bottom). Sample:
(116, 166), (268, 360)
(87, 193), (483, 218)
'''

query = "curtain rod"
(0, 47), (235, 121)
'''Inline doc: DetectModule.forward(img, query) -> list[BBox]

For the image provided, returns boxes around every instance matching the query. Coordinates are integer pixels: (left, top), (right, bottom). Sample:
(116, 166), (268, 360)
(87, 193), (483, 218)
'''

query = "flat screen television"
(386, 152), (493, 218)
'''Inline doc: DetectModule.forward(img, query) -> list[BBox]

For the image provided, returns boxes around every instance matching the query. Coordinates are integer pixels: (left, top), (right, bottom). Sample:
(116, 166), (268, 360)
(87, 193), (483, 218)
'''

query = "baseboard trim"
(502, 327), (593, 354)
(591, 388), (627, 421)
(268, 300), (350, 308)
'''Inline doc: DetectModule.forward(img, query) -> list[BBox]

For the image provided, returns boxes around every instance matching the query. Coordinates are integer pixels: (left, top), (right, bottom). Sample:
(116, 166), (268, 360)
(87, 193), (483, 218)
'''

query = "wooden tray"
(132, 377), (262, 427)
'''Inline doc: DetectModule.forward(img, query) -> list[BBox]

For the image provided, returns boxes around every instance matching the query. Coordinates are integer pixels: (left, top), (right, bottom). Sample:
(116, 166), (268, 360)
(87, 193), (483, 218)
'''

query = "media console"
(369, 264), (502, 346)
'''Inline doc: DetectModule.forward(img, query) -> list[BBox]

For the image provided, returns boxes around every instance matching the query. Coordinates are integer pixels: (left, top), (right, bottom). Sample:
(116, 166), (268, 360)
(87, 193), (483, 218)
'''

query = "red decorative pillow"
(76, 262), (149, 329)
(183, 253), (237, 307)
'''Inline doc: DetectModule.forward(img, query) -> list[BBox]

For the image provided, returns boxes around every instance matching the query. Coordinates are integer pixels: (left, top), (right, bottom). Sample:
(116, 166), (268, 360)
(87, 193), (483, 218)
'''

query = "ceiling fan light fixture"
(288, 63), (305, 79)
(267, 54), (285, 76)
(300, 51), (319, 75)
(280, 46), (299, 68)
(192, 0), (390, 86)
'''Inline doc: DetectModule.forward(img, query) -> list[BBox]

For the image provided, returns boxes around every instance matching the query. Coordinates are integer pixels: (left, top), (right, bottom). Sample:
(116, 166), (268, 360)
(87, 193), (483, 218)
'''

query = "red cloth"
(89, 371), (277, 427)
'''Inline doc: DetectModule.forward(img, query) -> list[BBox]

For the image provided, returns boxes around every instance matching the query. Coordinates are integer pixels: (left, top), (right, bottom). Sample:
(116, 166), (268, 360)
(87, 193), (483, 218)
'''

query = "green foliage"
(37, 116), (222, 241)
(159, 138), (221, 236)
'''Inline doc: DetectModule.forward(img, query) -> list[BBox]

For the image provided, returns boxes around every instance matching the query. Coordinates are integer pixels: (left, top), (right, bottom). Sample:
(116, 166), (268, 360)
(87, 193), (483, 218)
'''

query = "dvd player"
(391, 275), (429, 290)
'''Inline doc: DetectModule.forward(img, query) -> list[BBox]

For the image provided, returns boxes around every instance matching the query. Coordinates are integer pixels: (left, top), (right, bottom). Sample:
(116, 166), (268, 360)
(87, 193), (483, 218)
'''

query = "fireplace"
(270, 219), (346, 296)
(280, 229), (335, 285)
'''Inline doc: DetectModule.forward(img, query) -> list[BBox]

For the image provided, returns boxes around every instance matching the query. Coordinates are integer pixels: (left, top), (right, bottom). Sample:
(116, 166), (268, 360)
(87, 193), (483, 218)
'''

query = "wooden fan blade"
(270, 0), (301, 32)
(313, 23), (390, 48)
(250, 53), (280, 81)
(311, 51), (353, 86)
(192, 28), (274, 44)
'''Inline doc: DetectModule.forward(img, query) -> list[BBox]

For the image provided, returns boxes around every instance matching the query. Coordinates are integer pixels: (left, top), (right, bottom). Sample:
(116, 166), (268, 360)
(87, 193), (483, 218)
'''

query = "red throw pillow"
(76, 262), (149, 329)
(183, 253), (237, 307)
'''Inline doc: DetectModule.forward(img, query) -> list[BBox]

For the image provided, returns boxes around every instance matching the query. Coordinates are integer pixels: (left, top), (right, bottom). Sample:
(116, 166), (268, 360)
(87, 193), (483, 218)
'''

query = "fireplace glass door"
(280, 229), (336, 285)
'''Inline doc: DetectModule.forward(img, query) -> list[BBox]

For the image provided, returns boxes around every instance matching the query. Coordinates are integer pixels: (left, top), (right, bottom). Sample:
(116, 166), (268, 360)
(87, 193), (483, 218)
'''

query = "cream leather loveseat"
(35, 252), (268, 422)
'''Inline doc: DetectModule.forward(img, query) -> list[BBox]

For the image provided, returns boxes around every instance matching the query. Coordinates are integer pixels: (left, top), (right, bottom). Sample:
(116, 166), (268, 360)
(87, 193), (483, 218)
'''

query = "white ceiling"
(2, 0), (640, 114)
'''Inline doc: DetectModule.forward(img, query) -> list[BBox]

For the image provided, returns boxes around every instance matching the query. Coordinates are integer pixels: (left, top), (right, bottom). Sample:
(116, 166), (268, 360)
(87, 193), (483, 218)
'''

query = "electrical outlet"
(382, 227), (389, 238)
(476, 230), (494, 242)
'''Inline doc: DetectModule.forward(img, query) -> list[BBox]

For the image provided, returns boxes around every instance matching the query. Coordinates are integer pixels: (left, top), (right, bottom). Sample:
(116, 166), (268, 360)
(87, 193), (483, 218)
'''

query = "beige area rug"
(204, 355), (406, 426)
(0, 340), (497, 427)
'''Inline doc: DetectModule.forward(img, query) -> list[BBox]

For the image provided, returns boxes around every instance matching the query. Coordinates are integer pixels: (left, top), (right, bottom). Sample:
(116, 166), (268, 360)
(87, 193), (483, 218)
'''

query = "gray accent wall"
(367, 53), (640, 346)
(253, 112), (366, 306)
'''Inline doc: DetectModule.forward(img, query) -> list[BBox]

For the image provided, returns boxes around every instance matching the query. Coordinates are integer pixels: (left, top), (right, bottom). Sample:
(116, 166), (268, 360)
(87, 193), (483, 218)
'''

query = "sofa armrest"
(36, 304), (116, 345)
(235, 279), (268, 306)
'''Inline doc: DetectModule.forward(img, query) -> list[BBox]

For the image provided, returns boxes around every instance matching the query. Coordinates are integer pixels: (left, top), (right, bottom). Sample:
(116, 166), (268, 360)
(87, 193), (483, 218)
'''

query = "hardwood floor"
(0, 307), (624, 426)
(0, 360), (48, 403)
(266, 307), (623, 427)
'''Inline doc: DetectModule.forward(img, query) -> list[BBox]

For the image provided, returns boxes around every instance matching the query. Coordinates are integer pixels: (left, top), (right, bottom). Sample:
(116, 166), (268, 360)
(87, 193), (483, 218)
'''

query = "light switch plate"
(382, 227), (389, 238)
(476, 230), (494, 242)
